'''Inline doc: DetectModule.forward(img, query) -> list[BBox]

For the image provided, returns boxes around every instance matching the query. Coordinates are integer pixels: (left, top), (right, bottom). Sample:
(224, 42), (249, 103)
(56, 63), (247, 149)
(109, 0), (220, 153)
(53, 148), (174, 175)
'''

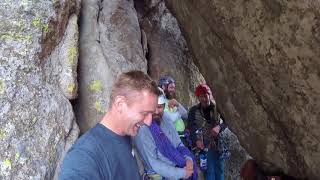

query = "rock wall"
(165, 0), (320, 179)
(75, 0), (148, 133)
(135, 0), (205, 107)
(0, 0), (80, 179)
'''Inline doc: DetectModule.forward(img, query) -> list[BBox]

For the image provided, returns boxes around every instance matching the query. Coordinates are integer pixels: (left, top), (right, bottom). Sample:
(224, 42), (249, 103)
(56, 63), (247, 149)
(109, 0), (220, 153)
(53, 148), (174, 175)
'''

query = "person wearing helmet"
(134, 88), (197, 180)
(188, 84), (230, 180)
(158, 75), (188, 141)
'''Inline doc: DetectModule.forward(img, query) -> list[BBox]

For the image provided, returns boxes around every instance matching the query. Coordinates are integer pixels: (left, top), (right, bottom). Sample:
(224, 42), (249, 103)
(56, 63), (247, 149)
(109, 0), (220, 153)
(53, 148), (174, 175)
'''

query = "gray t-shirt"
(60, 123), (140, 180)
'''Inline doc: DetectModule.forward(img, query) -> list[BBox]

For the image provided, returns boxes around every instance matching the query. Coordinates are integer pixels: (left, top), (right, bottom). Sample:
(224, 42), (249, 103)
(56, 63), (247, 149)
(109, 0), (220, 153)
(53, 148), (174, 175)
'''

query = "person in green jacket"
(158, 76), (188, 141)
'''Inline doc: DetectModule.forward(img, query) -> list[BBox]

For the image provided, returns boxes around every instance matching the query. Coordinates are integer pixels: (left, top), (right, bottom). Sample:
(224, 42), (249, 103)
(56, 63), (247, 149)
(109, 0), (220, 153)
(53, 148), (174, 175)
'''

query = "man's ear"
(113, 95), (127, 113)
(161, 85), (166, 91)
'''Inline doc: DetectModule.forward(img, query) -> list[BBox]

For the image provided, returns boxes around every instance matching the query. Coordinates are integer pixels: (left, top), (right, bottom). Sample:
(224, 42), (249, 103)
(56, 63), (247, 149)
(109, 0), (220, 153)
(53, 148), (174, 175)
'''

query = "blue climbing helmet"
(158, 75), (175, 88)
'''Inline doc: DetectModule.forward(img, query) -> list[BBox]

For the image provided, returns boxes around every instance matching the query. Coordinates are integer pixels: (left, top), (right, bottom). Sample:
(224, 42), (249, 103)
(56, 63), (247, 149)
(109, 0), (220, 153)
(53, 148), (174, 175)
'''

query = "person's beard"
(153, 114), (162, 125)
(165, 91), (176, 100)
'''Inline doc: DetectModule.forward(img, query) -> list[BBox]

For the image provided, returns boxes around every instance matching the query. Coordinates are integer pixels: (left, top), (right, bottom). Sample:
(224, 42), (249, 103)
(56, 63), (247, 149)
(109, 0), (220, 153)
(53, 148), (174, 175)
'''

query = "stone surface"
(76, 0), (147, 133)
(135, 0), (205, 107)
(42, 14), (79, 100)
(0, 0), (79, 179)
(165, 0), (320, 179)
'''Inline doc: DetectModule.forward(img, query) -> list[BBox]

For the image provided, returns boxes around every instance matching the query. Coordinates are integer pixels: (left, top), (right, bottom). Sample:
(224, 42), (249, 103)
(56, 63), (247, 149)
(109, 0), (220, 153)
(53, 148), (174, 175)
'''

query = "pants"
(205, 149), (224, 180)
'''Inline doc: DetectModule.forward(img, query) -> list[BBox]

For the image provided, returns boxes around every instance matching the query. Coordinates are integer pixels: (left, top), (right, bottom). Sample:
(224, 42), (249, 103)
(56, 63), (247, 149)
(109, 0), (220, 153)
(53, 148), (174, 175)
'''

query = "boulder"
(165, 0), (320, 179)
(76, 0), (147, 133)
(135, 0), (205, 107)
(0, 0), (80, 179)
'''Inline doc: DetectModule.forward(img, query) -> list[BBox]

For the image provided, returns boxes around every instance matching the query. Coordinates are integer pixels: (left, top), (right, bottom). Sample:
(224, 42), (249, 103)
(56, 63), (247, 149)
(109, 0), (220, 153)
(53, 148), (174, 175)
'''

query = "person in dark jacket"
(188, 84), (229, 180)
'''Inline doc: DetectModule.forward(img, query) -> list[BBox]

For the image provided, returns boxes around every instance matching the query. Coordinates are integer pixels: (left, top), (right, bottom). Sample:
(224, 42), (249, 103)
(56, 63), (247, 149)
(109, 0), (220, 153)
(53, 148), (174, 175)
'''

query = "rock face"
(135, 0), (205, 107)
(0, 0), (80, 179)
(75, 0), (148, 133)
(43, 14), (79, 100)
(165, 0), (320, 179)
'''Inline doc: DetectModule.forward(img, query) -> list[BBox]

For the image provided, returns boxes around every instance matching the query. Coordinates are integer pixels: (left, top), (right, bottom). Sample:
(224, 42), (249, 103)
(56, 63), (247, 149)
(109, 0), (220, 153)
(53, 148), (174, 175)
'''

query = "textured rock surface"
(42, 14), (79, 100)
(135, 0), (205, 107)
(76, 0), (147, 133)
(165, 0), (320, 179)
(0, 0), (79, 179)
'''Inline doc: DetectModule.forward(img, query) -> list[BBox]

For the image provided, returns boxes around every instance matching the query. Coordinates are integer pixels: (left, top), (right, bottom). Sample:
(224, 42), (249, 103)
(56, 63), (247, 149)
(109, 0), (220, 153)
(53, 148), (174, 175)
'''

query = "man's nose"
(143, 113), (153, 126)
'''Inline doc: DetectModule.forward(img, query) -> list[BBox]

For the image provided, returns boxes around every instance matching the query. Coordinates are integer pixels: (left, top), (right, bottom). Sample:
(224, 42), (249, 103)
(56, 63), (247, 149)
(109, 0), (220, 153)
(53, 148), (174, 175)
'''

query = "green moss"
(3, 159), (12, 169)
(89, 80), (102, 92)
(67, 83), (76, 94)
(15, 153), (20, 161)
(0, 32), (32, 42)
(94, 101), (105, 113)
(17, 20), (25, 31)
(32, 17), (49, 35)
(0, 80), (5, 94)
(30, 117), (37, 126)
(0, 129), (5, 139)
(32, 17), (41, 28)
(43, 24), (49, 33)
(67, 46), (77, 65)
(25, 34), (32, 42)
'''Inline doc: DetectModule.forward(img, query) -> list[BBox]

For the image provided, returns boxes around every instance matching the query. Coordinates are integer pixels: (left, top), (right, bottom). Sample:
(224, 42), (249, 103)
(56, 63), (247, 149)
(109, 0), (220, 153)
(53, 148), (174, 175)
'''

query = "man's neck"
(200, 102), (213, 110)
(100, 110), (125, 136)
(155, 120), (161, 125)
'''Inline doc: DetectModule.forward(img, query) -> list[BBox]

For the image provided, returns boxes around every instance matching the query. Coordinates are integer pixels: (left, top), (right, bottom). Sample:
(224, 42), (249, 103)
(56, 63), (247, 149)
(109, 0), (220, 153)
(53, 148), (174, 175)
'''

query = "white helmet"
(157, 87), (167, 104)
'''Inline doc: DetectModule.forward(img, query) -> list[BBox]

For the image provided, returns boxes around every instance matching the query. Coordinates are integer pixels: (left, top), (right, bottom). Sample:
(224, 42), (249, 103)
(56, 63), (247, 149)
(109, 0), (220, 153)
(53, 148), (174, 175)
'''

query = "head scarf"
(195, 84), (211, 97)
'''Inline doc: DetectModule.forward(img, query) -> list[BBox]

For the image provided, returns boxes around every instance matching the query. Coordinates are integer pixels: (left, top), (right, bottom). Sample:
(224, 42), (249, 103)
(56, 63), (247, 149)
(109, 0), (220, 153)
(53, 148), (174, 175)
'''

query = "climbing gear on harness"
(143, 172), (163, 180)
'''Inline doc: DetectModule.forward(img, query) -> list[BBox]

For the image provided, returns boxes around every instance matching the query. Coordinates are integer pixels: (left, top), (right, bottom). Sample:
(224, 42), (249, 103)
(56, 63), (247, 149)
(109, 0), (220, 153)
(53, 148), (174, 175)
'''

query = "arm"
(163, 118), (193, 161)
(134, 127), (186, 179)
(177, 103), (188, 120)
(216, 106), (227, 132)
(167, 99), (188, 120)
(187, 106), (198, 143)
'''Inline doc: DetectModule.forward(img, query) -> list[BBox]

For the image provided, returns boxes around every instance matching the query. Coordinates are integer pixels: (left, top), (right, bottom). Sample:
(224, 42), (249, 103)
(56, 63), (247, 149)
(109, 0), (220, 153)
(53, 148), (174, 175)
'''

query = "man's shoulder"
(77, 125), (99, 142)
(71, 124), (109, 154)
(135, 125), (152, 141)
(162, 117), (176, 129)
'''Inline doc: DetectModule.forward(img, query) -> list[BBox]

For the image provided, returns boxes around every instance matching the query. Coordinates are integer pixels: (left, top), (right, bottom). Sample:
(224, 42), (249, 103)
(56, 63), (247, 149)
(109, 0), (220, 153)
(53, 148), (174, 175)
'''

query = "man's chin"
(153, 117), (161, 123)
(130, 124), (141, 136)
(166, 92), (176, 100)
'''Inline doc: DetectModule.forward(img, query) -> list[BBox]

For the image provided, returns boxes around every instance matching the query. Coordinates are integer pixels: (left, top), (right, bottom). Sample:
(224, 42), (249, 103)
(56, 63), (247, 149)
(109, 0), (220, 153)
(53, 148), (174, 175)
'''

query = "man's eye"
(141, 112), (148, 116)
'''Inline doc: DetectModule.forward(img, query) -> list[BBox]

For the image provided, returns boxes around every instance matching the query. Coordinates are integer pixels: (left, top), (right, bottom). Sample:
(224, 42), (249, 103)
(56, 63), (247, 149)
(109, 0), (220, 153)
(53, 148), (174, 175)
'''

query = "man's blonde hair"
(109, 70), (159, 107)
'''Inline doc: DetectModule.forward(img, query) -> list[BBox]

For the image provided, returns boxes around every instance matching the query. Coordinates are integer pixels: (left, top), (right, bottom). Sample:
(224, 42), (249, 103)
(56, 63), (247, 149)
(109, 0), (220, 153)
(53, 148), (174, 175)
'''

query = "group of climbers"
(59, 71), (229, 180)
(135, 75), (230, 180)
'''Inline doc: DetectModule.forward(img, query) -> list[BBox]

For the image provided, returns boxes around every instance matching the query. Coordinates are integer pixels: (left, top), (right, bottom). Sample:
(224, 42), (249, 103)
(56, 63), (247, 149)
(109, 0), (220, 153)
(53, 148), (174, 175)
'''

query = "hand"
(168, 99), (179, 109)
(196, 140), (205, 150)
(184, 167), (193, 179)
(211, 125), (221, 137)
(186, 159), (193, 171)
